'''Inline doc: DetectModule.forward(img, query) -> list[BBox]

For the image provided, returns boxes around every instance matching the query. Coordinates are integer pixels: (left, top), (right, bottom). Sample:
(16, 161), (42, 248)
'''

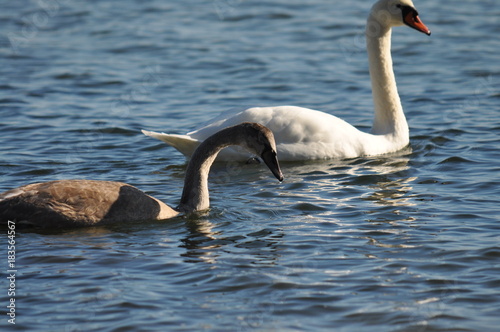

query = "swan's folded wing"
(141, 130), (201, 158)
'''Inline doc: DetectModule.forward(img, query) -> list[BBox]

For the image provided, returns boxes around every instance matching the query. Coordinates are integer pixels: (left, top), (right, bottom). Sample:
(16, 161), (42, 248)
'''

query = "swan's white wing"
(187, 106), (367, 160)
(141, 129), (254, 161)
(141, 130), (201, 158)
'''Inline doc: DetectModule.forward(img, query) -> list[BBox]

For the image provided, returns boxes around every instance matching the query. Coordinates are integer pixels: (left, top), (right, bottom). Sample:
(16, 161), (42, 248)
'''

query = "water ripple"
(1, 0), (499, 331)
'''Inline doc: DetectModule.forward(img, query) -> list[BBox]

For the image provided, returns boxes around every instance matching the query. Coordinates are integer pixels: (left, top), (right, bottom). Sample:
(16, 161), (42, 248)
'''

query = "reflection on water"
(181, 219), (220, 264)
(179, 217), (285, 268)
(363, 176), (416, 208)
(278, 152), (416, 215)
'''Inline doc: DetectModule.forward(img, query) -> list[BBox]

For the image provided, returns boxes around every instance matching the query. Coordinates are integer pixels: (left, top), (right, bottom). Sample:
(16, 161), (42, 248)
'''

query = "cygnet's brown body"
(0, 123), (283, 228)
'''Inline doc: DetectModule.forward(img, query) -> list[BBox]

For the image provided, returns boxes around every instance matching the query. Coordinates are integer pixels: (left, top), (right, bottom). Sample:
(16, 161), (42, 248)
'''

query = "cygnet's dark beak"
(261, 148), (284, 182)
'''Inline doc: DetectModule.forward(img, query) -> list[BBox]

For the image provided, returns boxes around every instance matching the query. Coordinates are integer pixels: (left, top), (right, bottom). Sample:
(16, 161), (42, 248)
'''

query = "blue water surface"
(1, 0), (499, 331)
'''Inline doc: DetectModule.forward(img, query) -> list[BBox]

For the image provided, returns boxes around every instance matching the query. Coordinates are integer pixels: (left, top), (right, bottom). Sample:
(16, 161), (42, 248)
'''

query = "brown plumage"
(0, 180), (174, 228)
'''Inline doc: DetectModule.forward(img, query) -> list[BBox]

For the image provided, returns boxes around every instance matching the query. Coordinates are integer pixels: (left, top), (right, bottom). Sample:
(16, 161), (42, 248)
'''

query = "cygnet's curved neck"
(366, 16), (408, 139)
(177, 126), (244, 213)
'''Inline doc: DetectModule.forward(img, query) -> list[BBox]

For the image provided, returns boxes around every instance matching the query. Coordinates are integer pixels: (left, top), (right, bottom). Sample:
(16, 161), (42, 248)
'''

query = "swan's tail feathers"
(141, 130), (201, 158)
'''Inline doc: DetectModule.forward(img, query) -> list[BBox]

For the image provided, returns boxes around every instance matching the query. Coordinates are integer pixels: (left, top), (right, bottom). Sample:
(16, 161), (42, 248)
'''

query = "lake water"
(1, 0), (499, 331)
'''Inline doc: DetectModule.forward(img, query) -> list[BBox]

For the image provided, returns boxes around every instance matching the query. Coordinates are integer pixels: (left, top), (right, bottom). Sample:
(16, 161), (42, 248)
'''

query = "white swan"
(143, 0), (430, 161)
(0, 123), (283, 228)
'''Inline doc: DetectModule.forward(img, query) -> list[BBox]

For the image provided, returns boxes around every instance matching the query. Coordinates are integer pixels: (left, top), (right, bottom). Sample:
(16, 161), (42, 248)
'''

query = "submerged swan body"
(0, 123), (283, 228)
(143, 0), (430, 161)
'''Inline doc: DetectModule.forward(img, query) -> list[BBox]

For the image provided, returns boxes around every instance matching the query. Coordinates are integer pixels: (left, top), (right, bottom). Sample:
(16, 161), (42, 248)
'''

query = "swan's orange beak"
(404, 11), (431, 36)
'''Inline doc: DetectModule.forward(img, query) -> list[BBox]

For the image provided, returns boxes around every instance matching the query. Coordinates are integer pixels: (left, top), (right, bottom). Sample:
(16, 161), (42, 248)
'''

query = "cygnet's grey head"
(240, 122), (284, 182)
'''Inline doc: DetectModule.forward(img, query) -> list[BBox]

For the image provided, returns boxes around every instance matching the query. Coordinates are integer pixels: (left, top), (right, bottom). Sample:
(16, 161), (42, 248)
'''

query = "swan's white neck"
(366, 17), (408, 141)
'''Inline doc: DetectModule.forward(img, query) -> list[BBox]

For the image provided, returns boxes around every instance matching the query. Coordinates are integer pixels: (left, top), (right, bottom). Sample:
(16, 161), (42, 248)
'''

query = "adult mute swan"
(0, 123), (283, 228)
(143, 0), (431, 161)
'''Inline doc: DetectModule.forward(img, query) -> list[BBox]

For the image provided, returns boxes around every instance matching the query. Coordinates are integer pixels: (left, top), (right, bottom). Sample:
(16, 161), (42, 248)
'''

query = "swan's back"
(189, 106), (375, 159)
(0, 180), (171, 228)
(189, 106), (355, 143)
